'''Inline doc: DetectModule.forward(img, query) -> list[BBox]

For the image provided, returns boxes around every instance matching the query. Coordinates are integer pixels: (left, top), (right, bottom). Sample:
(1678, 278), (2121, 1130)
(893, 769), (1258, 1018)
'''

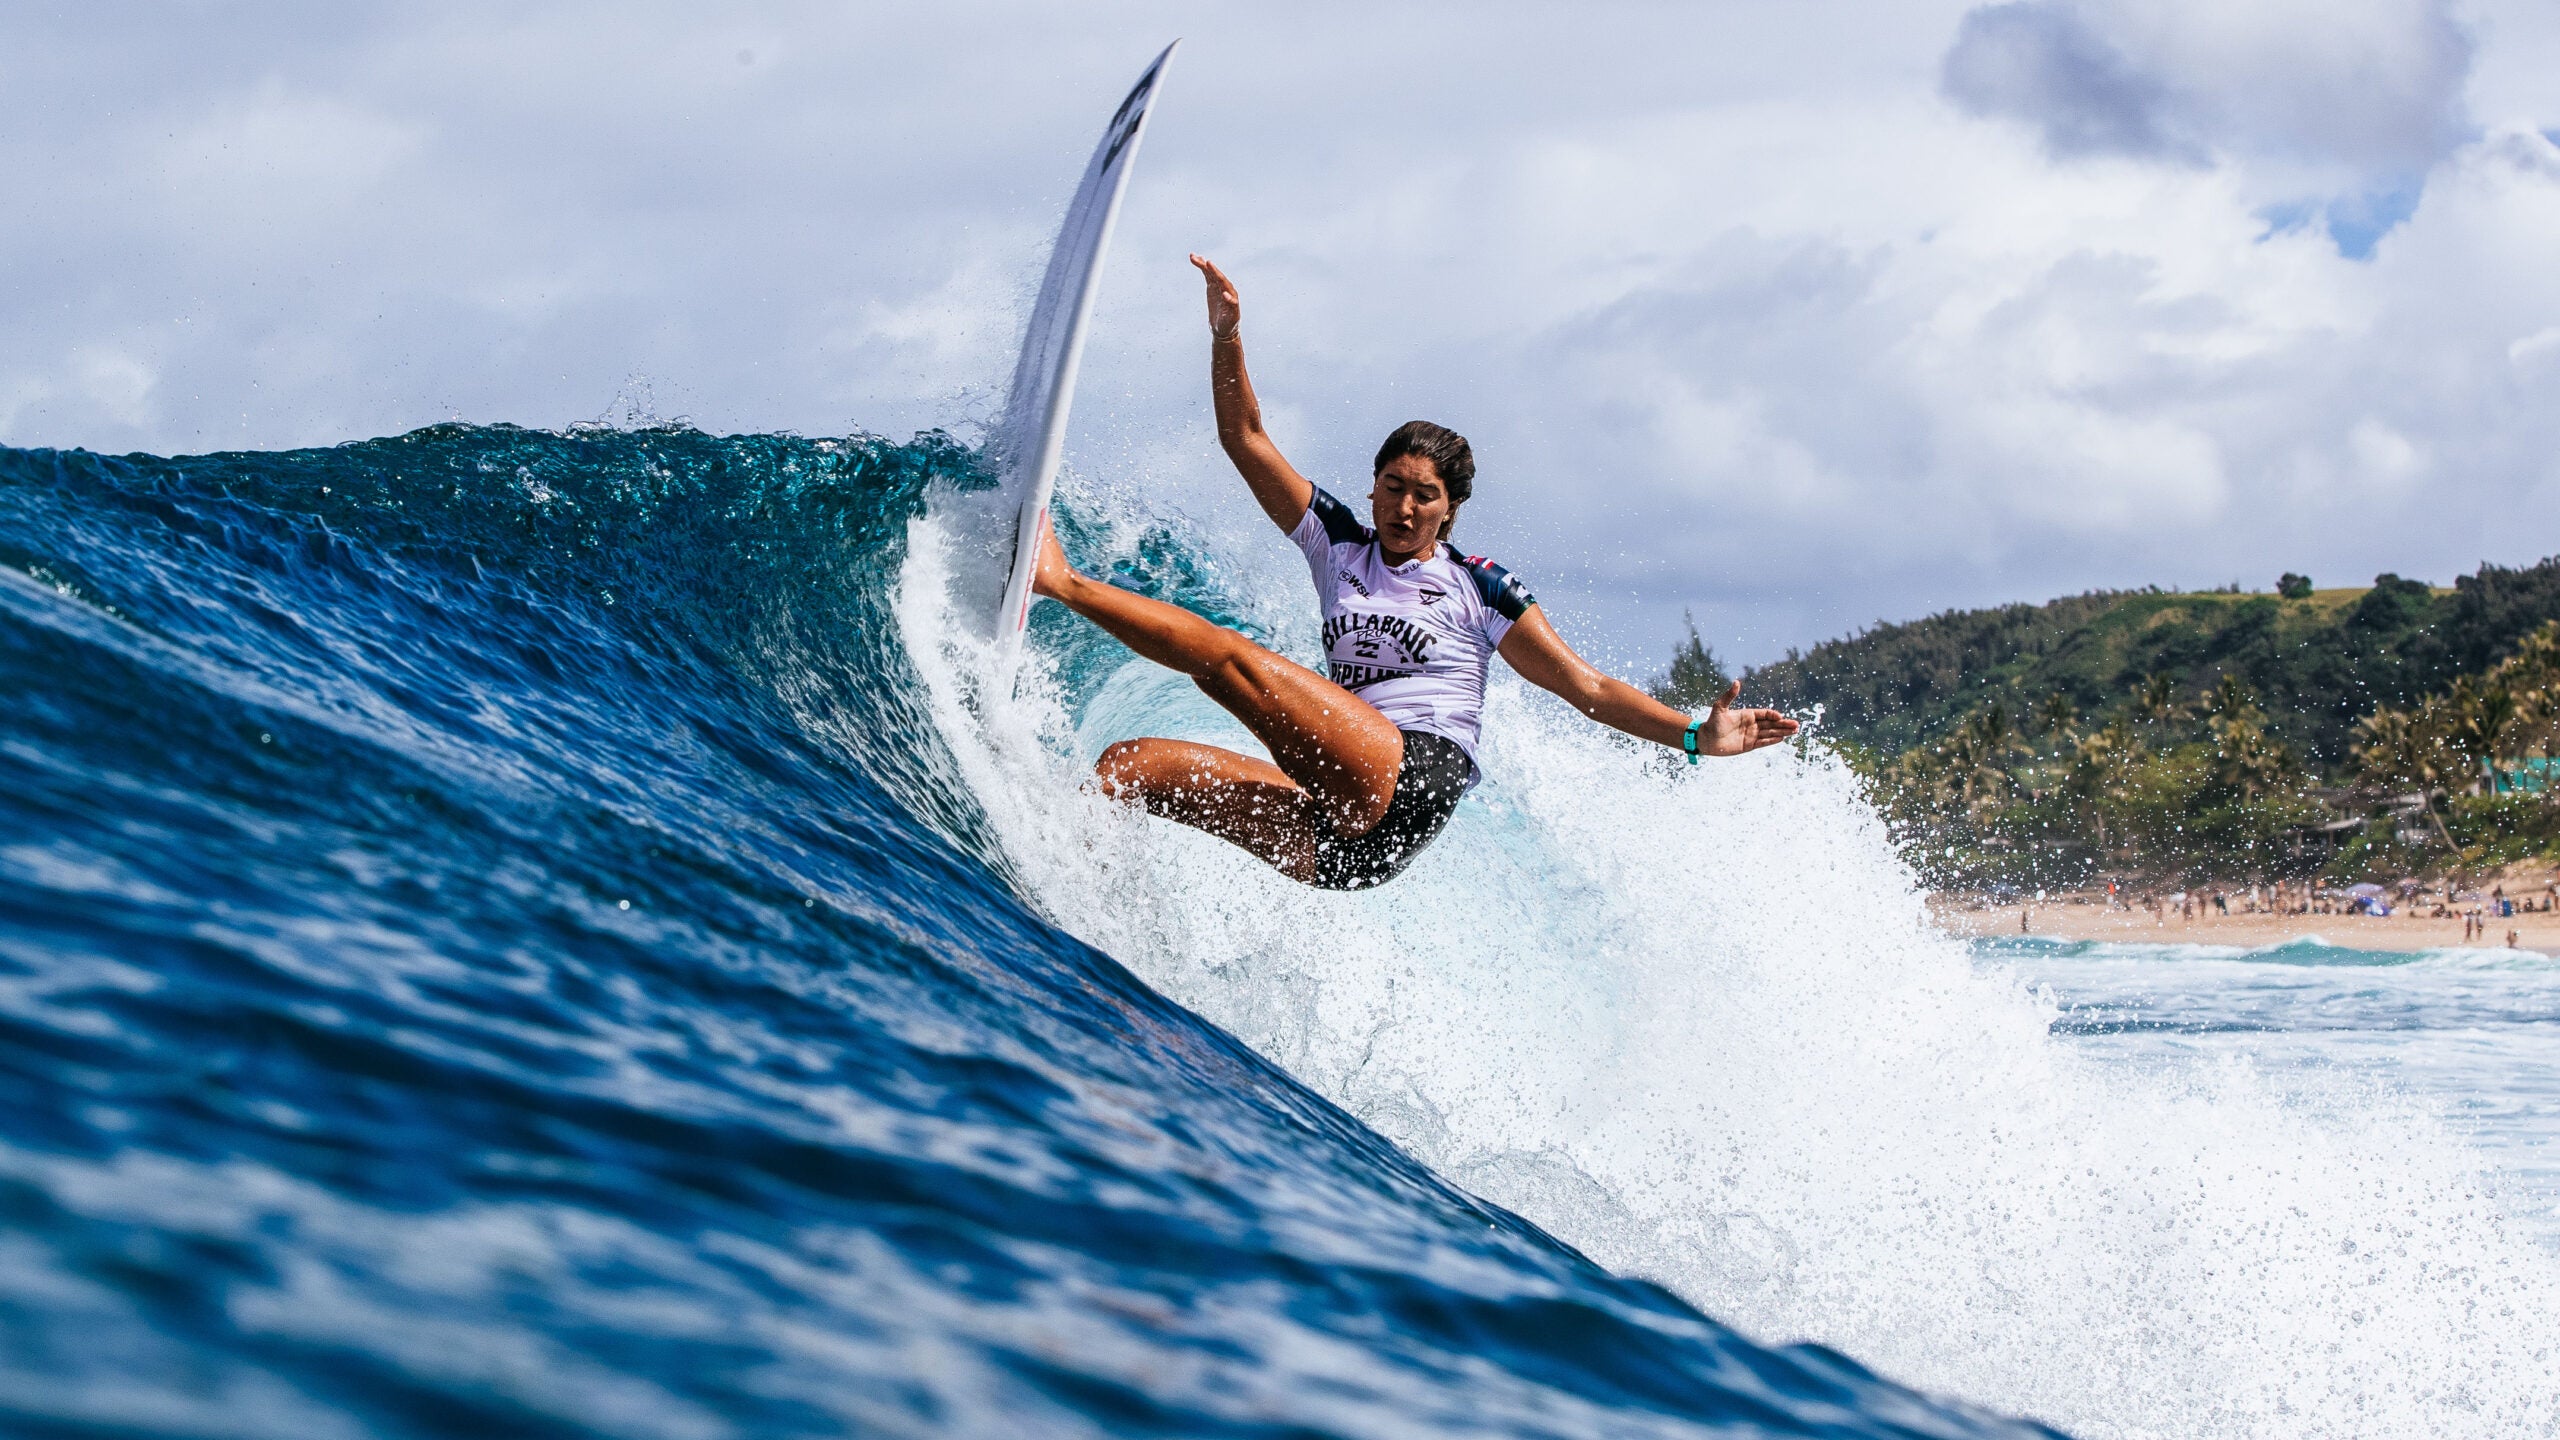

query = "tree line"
(1658, 566), (2560, 887)
(1728, 555), (2560, 768)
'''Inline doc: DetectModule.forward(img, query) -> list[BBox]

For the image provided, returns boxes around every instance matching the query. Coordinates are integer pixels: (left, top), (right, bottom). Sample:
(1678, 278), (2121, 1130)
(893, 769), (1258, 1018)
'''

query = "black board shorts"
(1309, 730), (1473, 891)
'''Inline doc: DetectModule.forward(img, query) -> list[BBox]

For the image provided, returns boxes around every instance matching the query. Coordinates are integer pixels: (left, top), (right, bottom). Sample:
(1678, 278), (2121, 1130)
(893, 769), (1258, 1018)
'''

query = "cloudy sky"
(5, 2), (2556, 667)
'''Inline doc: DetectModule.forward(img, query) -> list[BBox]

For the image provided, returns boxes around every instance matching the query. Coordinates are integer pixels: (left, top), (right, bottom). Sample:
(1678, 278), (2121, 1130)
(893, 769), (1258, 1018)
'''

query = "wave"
(1977, 934), (2560, 971)
(0, 426), (2066, 1439)
(901, 468), (2560, 1439)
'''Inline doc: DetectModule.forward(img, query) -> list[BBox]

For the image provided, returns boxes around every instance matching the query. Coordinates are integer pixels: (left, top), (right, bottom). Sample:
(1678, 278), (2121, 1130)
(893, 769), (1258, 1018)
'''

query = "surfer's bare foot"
(1029, 512), (1077, 601)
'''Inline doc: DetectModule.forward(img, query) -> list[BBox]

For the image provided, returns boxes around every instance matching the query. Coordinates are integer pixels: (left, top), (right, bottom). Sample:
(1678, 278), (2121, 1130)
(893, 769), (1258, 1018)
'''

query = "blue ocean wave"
(1976, 933), (2560, 973)
(0, 427), (2057, 1438)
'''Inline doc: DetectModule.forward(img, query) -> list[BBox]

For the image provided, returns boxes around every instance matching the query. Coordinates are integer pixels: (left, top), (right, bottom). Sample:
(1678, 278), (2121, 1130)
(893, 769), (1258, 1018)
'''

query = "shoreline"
(1931, 896), (2560, 955)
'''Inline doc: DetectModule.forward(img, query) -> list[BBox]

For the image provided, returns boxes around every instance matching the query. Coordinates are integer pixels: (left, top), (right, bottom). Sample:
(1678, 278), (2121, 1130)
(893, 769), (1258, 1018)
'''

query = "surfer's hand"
(1190, 254), (1241, 341)
(1698, 681), (1800, 756)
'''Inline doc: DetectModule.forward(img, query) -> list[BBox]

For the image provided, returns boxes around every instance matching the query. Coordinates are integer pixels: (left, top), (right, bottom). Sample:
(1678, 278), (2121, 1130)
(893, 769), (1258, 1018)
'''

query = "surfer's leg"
(1092, 738), (1321, 881)
(1033, 521), (1402, 835)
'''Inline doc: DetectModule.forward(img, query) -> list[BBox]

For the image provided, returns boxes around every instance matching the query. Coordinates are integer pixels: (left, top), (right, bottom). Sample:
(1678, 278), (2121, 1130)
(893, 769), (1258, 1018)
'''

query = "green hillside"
(1738, 556), (2560, 770)
(1657, 556), (2560, 885)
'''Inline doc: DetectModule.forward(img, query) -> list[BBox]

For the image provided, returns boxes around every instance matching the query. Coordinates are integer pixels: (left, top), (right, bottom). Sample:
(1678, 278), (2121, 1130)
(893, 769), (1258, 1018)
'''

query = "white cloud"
(1, 1), (2556, 661)
(2512, 325), (2560, 368)
(2347, 417), (2427, 493)
(1943, 0), (2473, 177)
(1, 344), (162, 440)
(149, 84), (431, 225)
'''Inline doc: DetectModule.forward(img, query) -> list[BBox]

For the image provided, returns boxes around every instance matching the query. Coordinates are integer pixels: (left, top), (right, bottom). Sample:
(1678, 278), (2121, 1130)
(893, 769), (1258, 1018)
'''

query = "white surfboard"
(968, 42), (1177, 663)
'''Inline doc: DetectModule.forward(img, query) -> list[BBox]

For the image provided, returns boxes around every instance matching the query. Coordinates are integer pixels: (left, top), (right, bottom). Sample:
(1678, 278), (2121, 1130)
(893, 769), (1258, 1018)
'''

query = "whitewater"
(903, 468), (2560, 1440)
(1, 420), (2553, 1439)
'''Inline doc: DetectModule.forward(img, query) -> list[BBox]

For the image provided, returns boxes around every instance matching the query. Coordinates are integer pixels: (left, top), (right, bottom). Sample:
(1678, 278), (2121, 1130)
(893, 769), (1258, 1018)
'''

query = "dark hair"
(1373, 420), (1474, 507)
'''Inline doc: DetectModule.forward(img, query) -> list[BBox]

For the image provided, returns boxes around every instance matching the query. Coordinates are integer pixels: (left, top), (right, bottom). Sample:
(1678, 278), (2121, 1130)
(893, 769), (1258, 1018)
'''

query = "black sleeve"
(1307, 487), (1375, 546)
(1457, 552), (1534, 621)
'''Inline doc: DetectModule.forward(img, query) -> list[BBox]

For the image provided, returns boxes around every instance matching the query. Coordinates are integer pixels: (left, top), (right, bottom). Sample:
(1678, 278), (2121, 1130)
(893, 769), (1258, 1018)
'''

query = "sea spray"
(8, 426), (2097, 1438)
(903, 481), (2560, 1440)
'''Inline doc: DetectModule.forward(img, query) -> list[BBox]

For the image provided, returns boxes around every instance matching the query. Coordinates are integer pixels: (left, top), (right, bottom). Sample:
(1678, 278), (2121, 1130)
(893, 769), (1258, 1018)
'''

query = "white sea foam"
(897, 499), (2560, 1440)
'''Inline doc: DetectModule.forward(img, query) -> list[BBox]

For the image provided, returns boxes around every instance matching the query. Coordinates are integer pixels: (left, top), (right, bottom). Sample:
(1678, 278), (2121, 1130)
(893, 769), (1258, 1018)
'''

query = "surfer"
(1029, 255), (1799, 888)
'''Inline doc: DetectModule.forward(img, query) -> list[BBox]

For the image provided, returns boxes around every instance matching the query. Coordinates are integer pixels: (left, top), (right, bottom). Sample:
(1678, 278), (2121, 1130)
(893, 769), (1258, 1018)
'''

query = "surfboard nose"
(965, 44), (1179, 670)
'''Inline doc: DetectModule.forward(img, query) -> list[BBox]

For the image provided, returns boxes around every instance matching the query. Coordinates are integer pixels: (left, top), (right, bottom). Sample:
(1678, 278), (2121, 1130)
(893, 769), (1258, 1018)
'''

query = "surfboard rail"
(980, 42), (1179, 667)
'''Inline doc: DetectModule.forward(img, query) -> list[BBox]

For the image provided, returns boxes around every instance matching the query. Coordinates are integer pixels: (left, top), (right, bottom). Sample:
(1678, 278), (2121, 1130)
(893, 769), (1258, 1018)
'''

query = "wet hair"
(1372, 420), (1475, 507)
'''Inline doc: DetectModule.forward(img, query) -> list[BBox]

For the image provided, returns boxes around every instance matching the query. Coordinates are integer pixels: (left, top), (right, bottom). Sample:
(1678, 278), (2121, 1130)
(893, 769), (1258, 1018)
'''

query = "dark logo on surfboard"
(1100, 64), (1160, 171)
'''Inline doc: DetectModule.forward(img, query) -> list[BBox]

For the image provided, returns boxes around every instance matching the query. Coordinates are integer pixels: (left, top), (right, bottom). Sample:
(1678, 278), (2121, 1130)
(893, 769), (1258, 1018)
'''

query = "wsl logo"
(1099, 57), (1164, 172)
(1322, 611), (1434, 690)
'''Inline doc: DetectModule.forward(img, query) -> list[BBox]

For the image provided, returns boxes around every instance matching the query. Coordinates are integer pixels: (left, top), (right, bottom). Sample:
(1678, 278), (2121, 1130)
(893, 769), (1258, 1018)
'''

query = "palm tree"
(2132, 673), (2184, 732)
(2201, 678), (2289, 802)
(2489, 622), (2560, 795)
(2353, 706), (2456, 850)
(1954, 703), (2024, 811)
(2508, 680), (2560, 784)
(1898, 705), (2024, 829)
(2444, 674), (2521, 794)
(2068, 720), (2143, 851)
(1652, 610), (1733, 710)
(2038, 692), (2080, 748)
(1970, 701), (2020, 755)
(2209, 710), (2294, 802)
(2206, 672), (2256, 720)
(2509, 620), (2560, 684)
(1883, 742), (1964, 831)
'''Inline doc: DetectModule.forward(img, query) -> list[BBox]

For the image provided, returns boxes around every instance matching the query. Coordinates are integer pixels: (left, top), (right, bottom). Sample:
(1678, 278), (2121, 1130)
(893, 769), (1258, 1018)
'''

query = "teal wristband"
(1682, 719), (1704, 765)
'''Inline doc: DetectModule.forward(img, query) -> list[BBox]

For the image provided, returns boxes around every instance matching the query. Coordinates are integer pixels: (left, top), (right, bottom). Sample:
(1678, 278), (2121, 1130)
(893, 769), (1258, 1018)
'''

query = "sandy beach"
(1934, 894), (2560, 955)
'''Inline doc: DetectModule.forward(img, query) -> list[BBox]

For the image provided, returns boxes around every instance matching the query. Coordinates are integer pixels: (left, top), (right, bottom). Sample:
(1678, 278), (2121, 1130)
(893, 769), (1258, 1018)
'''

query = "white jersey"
(1288, 486), (1536, 773)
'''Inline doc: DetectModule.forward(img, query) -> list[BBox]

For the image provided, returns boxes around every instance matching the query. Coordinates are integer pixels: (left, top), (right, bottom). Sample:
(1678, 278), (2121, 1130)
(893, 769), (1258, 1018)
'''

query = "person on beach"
(1027, 255), (1800, 889)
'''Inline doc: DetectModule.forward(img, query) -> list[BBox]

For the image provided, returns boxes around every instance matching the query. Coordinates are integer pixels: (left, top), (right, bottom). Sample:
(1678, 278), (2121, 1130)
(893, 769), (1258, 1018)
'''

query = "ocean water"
(1, 425), (2553, 1440)
(0, 427), (2056, 1440)
(1981, 936), (2560, 1248)
(902, 473), (2560, 1440)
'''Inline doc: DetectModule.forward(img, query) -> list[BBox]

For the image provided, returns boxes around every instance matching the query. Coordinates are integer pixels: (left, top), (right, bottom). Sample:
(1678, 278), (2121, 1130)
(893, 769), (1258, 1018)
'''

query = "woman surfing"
(1030, 255), (1799, 888)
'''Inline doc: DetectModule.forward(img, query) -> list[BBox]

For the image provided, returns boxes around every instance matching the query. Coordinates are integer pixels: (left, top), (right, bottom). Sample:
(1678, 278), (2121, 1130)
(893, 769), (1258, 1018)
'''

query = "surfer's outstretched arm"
(1498, 607), (1799, 757)
(1190, 254), (1315, 533)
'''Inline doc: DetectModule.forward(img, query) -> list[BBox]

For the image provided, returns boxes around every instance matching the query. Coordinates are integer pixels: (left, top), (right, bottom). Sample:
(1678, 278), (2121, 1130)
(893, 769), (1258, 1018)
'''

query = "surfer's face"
(1371, 454), (1456, 559)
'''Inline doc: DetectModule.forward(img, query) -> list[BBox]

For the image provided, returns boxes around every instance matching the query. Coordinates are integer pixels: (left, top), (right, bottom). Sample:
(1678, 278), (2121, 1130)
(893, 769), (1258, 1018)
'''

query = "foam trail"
(899, 493), (2560, 1440)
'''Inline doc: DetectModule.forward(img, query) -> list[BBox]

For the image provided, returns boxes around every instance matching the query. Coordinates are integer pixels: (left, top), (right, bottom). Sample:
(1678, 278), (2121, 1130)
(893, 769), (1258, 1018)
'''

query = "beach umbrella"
(2346, 882), (2386, 897)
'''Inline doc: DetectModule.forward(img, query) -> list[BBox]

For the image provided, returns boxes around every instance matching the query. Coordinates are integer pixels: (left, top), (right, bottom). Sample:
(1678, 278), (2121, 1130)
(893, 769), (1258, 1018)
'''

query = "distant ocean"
(1985, 934), (2560, 1247)
(4, 425), (2555, 1439)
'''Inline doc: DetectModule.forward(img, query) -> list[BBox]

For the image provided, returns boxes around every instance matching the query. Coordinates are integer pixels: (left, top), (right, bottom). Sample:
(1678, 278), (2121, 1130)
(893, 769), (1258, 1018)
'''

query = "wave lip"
(917, 464), (2560, 1439)
(0, 428), (2062, 1438)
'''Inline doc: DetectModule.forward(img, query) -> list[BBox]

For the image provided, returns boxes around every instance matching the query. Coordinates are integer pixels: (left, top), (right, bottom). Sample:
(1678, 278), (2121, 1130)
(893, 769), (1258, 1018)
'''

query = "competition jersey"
(1288, 486), (1536, 774)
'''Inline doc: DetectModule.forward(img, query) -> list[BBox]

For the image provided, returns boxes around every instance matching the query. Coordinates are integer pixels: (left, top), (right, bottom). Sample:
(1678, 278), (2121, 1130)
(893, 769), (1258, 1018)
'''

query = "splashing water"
(900, 477), (2560, 1440)
(0, 425), (2072, 1439)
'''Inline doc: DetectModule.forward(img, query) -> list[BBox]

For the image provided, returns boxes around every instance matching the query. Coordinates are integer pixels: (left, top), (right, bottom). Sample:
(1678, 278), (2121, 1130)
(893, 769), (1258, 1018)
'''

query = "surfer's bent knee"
(1189, 629), (1269, 693)
(1094, 739), (1150, 798)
